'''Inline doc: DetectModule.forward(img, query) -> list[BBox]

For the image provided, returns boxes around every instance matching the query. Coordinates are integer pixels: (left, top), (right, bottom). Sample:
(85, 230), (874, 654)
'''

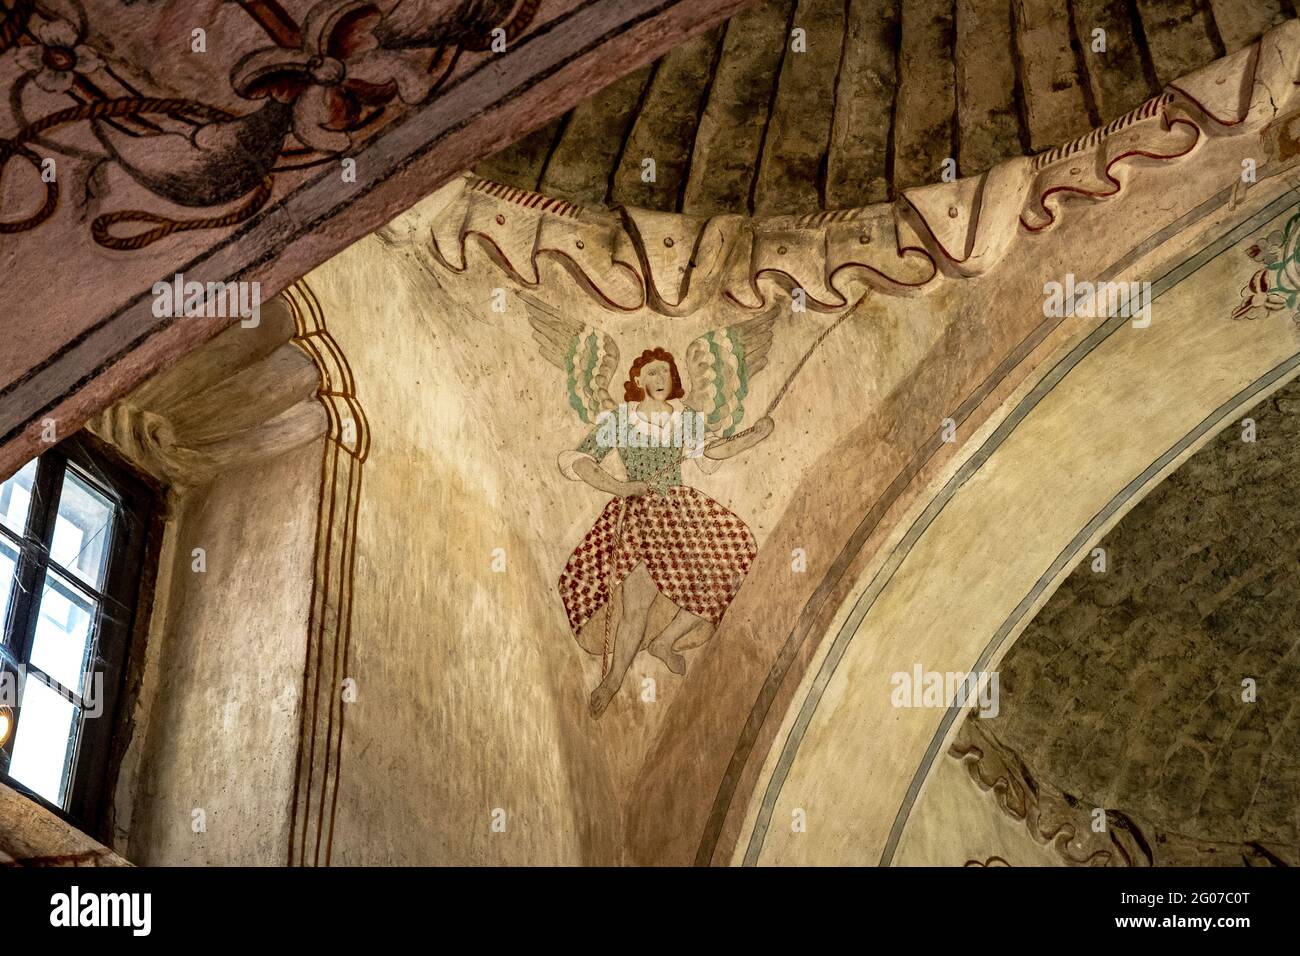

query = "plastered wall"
(119, 448), (320, 865)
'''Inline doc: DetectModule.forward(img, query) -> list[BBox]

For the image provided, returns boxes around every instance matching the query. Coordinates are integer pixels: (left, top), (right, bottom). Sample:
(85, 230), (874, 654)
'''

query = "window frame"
(0, 433), (158, 839)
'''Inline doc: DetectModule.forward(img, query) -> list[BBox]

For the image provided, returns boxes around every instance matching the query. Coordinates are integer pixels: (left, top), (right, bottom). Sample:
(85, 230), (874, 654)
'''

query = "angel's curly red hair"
(623, 347), (685, 402)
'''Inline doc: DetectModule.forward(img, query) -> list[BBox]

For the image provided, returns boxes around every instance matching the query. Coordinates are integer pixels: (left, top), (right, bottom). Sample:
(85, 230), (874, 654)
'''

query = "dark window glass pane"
(0, 535), (17, 644)
(51, 469), (114, 590)
(8, 675), (78, 806)
(0, 460), (37, 536)
(29, 571), (97, 697)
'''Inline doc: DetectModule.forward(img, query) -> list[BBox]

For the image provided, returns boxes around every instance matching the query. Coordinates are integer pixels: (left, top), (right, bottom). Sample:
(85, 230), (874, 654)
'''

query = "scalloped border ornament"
(422, 19), (1300, 317)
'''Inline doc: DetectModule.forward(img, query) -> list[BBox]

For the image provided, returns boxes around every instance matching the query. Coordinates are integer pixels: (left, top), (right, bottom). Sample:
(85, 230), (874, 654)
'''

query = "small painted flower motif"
(1230, 271), (1285, 320)
(14, 18), (102, 94)
(1234, 212), (1300, 322)
(232, 0), (440, 154)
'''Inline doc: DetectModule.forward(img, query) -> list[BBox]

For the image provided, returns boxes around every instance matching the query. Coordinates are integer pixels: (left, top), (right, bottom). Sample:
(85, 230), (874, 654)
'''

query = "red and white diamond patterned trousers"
(559, 486), (758, 636)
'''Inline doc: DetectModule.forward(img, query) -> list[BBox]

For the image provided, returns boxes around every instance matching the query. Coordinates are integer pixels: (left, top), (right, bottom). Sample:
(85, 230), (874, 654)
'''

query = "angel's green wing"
(524, 297), (619, 425)
(682, 312), (775, 437)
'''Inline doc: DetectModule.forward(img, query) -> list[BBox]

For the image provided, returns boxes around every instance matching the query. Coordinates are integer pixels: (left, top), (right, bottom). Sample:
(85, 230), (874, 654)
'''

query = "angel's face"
(636, 360), (672, 401)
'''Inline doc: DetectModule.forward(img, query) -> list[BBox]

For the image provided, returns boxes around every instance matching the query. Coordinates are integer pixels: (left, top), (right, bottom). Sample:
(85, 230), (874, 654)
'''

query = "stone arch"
(728, 196), (1300, 866)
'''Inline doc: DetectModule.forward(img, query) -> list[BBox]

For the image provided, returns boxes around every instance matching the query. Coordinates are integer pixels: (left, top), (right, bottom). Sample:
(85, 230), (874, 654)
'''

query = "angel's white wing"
(682, 310), (776, 436)
(523, 296), (620, 425)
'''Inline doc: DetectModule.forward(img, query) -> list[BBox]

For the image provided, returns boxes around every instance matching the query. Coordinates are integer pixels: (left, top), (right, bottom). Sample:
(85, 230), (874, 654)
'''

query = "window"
(0, 435), (156, 836)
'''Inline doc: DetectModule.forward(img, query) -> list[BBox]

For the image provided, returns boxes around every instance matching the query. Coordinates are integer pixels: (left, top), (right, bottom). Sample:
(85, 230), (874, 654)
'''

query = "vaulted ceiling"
(477, 0), (1295, 215)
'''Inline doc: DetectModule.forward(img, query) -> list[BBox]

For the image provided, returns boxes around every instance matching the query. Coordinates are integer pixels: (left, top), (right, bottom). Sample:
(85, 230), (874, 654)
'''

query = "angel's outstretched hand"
(751, 416), (776, 442)
(704, 416), (775, 461)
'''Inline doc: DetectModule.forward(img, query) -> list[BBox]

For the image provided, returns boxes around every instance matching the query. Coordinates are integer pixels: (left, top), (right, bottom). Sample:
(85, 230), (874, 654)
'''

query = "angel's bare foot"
(648, 636), (686, 675)
(589, 682), (618, 718)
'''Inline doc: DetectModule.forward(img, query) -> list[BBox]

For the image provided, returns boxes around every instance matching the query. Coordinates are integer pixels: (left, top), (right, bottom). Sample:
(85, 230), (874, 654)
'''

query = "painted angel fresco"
(526, 299), (777, 718)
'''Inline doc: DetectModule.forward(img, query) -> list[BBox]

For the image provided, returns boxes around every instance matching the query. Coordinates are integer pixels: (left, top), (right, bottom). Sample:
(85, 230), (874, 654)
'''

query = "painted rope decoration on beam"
(0, 0), (539, 248)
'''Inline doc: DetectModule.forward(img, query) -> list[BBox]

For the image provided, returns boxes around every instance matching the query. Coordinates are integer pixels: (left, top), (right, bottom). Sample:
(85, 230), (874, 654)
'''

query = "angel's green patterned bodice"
(577, 404), (706, 494)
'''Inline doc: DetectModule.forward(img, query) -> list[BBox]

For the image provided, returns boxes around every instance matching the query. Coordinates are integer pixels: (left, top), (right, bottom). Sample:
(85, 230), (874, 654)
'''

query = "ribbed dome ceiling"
(476, 0), (1293, 216)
